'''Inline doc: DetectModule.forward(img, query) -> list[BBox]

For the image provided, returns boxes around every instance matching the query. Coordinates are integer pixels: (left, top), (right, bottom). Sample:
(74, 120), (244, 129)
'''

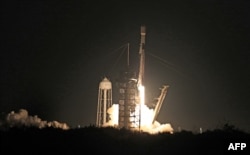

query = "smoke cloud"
(141, 121), (174, 134)
(135, 104), (174, 134)
(103, 104), (119, 127)
(102, 104), (173, 134)
(4, 109), (69, 130)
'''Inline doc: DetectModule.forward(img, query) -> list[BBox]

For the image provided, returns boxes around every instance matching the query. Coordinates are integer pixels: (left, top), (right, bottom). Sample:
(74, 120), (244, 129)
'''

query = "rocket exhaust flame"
(135, 84), (173, 134)
(104, 84), (173, 134)
(138, 85), (145, 105)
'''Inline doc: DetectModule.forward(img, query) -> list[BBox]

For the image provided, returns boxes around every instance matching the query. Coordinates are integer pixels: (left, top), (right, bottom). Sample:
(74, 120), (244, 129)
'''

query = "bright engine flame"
(135, 84), (173, 134)
(104, 84), (173, 134)
(138, 85), (145, 105)
(137, 85), (153, 126)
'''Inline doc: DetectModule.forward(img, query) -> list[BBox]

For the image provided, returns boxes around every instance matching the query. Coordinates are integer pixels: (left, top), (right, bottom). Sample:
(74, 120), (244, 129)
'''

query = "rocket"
(138, 25), (146, 86)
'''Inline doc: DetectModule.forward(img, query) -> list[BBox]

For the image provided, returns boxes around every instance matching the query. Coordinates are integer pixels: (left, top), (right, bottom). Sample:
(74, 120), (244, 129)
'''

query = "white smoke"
(103, 104), (173, 134)
(103, 104), (119, 127)
(140, 121), (174, 134)
(133, 104), (174, 134)
(5, 109), (69, 130)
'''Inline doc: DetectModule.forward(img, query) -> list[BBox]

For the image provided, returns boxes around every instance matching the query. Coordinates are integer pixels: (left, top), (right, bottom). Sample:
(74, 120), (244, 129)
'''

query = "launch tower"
(117, 71), (138, 129)
(117, 26), (146, 129)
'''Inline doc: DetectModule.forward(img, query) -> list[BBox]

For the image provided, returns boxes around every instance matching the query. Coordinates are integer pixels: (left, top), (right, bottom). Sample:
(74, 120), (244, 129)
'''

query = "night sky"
(1, 0), (250, 132)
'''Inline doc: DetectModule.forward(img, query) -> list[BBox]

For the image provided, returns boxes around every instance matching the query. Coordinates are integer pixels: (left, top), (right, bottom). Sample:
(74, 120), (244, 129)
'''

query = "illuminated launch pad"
(96, 26), (173, 133)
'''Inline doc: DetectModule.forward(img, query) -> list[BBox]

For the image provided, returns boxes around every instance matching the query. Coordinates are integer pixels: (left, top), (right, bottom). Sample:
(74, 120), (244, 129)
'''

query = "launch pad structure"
(117, 70), (139, 129)
(96, 26), (169, 130)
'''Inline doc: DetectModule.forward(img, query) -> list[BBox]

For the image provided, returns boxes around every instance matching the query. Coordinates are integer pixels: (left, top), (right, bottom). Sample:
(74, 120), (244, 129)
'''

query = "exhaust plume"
(5, 109), (69, 130)
(103, 103), (173, 134)
(103, 104), (119, 127)
(103, 85), (173, 134)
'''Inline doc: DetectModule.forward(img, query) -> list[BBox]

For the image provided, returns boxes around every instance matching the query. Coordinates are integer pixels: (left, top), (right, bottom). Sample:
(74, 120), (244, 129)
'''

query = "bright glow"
(134, 103), (153, 126)
(103, 104), (119, 127)
(132, 94), (173, 134)
(138, 85), (145, 105)
(136, 84), (173, 134)
(104, 84), (173, 134)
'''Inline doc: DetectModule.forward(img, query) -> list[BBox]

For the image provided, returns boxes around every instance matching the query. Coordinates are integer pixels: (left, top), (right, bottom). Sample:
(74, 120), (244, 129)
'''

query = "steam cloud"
(103, 104), (173, 134)
(4, 109), (69, 130)
(135, 104), (174, 134)
(103, 104), (119, 127)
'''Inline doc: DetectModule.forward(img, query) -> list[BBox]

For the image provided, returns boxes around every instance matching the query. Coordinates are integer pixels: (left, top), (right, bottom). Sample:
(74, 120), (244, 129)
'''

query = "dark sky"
(1, 0), (250, 132)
